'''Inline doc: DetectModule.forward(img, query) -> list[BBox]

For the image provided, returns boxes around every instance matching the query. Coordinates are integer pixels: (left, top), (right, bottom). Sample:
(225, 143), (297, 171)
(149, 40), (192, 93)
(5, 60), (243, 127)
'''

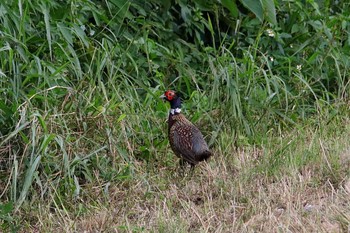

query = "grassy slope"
(18, 110), (350, 232)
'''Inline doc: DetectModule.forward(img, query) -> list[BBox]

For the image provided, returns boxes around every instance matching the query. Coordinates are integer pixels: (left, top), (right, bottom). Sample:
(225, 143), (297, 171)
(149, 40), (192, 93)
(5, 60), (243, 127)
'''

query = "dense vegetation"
(0, 0), (349, 231)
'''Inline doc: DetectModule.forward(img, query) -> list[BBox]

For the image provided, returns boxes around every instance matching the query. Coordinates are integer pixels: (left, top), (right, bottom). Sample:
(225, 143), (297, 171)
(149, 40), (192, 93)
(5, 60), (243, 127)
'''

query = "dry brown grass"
(21, 123), (350, 233)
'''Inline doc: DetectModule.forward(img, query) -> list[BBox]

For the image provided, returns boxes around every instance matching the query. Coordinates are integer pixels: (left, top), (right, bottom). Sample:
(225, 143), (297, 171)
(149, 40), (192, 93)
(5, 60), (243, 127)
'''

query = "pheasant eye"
(166, 91), (175, 100)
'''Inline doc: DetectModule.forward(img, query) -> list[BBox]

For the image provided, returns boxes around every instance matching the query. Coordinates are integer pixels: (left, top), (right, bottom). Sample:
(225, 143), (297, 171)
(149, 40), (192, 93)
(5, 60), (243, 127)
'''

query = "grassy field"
(12, 110), (350, 232)
(1, 0), (350, 232)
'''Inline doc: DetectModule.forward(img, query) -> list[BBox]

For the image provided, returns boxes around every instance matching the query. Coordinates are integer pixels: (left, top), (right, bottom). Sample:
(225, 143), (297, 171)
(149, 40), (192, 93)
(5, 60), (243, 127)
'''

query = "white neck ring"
(170, 108), (181, 115)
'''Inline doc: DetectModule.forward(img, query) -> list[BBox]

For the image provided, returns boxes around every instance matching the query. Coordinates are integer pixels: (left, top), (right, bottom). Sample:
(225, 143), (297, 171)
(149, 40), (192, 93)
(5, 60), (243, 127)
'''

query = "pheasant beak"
(160, 94), (166, 100)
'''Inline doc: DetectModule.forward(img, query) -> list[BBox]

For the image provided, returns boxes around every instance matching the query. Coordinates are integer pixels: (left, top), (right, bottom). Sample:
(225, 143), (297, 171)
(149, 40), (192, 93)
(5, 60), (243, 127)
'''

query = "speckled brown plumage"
(161, 90), (212, 166)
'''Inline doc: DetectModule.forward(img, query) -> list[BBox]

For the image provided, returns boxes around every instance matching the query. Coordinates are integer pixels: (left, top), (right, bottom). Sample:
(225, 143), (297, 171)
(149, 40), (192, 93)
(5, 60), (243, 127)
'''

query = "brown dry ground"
(21, 123), (350, 233)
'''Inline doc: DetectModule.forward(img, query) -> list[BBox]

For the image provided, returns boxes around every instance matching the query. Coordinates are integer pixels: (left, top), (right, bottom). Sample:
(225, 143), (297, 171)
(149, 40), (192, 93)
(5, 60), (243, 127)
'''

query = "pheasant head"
(160, 90), (182, 115)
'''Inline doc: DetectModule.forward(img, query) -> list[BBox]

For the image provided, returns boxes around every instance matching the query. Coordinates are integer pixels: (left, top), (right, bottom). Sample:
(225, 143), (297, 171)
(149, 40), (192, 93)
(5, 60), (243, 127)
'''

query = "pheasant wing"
(170, 124), (208, 164)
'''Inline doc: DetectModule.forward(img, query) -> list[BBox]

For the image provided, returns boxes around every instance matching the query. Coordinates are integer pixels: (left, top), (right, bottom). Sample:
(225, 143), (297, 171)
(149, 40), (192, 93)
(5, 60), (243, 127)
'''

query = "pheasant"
(160, 90), (212, 167)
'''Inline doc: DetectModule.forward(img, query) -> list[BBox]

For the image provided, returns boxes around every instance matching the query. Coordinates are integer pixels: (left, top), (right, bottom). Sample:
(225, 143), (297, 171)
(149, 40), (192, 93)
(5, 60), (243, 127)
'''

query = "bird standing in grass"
(160, 90), (212, 167)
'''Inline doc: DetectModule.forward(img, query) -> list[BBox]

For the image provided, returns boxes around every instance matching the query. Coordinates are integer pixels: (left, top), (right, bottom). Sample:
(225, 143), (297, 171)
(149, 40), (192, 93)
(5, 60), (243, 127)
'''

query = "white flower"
(266, 29), (275, 37)
(297, 65), (302, 70)
(270, 56), (274, 62)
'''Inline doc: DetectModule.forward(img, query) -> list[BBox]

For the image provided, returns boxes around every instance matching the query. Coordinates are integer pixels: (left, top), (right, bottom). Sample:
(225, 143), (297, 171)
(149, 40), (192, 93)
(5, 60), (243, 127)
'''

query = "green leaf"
(194, 0), (214, 11)
(221, 0), (239, 18)
(72, 24), (89, 48)
(40, 3), (52, 59)
(180, 5), (192, 23)
(16, 155), (42, 210)
(110, 0), (133, 20)
(0, 202), (13, 216)
(39, 134), (56, 153)
(57, 22), (73, 45)
(241, 0), (264, 22)
(117, 114), (127, 122)
(261, 0), (277, 25)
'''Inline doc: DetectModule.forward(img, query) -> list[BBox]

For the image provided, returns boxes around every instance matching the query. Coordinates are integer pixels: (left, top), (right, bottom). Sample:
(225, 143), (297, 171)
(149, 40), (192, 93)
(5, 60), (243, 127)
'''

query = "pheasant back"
(168, 113), (212, 166)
